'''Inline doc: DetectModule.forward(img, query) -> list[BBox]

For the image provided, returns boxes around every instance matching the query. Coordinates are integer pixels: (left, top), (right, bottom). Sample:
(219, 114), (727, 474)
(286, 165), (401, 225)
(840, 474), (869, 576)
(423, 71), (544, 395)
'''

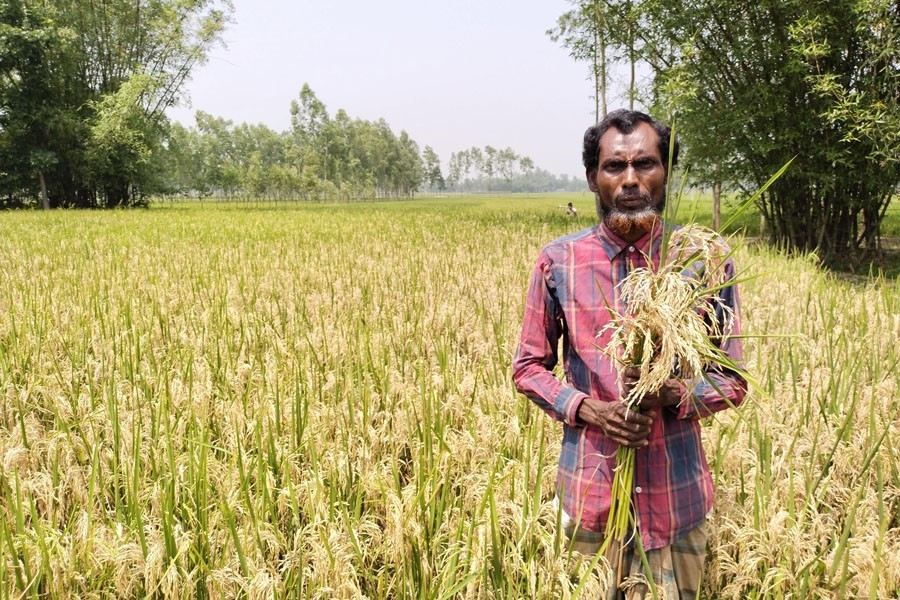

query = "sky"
(167, 0), (638, 178)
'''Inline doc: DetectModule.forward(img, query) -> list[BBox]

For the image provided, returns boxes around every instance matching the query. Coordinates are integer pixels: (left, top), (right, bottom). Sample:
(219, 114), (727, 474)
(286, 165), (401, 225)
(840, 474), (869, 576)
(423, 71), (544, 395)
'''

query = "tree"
(0, 0), (78, 207)
(496, 147), (519, 182)
(86, 75), (163, 206)
(159, 122), (203, 197)
(548, 0), (610, 120)
(0, 0), (231, 207)
(482, 145), (497, 187)
(447, 152), (462, 189)
(193, 111), (236, 195)
(637, 0), (900, 261)
(394, 131), (424, 196)
(290, 83), (329, 180)
(422, 146), (445, 191)
(552, 0), (900, 261)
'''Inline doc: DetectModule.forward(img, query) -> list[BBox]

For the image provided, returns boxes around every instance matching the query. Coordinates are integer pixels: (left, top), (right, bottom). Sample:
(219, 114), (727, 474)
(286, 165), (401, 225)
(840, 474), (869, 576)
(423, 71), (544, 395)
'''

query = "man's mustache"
(615, 191), (652, 205)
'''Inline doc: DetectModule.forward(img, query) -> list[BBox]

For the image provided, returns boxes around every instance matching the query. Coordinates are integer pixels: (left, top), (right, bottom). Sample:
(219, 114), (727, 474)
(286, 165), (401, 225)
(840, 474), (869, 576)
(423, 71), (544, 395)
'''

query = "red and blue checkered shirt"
(512, 221), (746, 550)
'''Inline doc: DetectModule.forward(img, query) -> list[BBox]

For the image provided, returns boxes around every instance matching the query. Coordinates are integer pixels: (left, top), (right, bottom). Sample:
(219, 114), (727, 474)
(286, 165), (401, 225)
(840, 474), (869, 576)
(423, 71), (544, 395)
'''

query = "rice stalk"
(595, 224), (744, 595)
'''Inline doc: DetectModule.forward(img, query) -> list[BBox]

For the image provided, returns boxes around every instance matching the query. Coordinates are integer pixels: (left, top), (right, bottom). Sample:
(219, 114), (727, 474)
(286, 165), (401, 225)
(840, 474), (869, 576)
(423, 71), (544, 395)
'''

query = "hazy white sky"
(167, 0), (639, 178)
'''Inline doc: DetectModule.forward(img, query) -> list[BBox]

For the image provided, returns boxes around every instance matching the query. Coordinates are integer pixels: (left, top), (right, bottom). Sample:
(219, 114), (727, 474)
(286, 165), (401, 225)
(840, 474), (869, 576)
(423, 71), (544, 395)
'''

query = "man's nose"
(622, 163), (639, 187)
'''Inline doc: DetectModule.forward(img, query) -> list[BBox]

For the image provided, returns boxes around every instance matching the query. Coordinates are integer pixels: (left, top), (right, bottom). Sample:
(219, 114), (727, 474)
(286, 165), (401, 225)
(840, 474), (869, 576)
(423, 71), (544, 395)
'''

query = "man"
(559, 201), (578, 217)
(512, 109), (746, 599)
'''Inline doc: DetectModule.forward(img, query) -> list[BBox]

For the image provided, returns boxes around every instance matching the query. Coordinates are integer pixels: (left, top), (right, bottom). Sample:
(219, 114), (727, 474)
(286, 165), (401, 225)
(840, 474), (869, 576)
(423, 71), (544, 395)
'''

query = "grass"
(0, 196), (897, 598)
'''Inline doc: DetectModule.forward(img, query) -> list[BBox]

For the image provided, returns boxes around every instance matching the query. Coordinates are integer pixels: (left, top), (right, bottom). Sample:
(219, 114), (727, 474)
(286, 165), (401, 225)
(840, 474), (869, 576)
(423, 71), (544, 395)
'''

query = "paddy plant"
(0, 198), (896, 598)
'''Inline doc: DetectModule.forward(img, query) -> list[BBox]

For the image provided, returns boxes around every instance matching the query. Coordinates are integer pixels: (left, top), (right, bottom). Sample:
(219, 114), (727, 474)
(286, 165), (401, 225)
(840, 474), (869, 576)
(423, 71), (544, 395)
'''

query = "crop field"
(0, 196), (898, 598)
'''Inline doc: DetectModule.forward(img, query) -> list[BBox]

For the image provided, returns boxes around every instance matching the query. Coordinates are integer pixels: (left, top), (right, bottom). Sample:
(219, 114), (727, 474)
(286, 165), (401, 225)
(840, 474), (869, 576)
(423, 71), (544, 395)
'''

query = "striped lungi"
(561, 507), (708, 600)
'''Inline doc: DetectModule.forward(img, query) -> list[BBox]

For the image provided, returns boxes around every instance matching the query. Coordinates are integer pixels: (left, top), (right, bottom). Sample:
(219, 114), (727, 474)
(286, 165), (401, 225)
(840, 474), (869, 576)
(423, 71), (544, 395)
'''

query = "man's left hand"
(622, 367), (683, 410)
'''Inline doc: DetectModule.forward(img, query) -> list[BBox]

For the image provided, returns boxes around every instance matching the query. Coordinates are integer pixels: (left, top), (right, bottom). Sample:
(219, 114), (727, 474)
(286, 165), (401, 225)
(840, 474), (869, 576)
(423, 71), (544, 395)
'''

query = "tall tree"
(552, 0), (900, 261)
(0, 0), (231, 207)
(289, 83), (329, 180)
(548, 0), (610, 120)
(638, 0), (900, 261)
(422, 146), (445, 191)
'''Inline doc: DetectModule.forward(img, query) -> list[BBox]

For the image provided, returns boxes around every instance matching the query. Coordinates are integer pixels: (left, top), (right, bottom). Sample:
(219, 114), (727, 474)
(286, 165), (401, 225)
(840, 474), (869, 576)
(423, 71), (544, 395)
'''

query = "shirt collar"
(596, 220), (666, 261)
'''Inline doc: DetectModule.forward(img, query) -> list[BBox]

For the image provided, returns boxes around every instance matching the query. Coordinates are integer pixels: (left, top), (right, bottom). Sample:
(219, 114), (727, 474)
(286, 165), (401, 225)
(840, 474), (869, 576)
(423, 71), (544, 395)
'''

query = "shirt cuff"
(555, 387), (589, 427)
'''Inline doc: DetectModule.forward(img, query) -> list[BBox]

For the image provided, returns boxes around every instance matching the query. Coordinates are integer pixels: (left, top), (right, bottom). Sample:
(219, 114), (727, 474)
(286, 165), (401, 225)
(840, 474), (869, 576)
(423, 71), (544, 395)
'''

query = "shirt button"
(628, 245), (636, 252)
(635, 486), (643, 494)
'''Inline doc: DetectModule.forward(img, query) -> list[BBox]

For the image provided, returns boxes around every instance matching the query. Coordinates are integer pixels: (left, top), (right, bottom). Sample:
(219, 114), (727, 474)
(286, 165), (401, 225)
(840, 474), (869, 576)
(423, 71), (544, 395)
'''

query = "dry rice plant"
(595, 223), (743, 593)
(0, 198), (896, 598)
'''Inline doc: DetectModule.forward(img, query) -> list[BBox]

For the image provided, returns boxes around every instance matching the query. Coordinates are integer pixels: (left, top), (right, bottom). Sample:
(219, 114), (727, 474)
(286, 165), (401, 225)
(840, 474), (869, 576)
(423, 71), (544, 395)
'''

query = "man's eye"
(633, 159), (659, 171)
(603, 161), (626, 173)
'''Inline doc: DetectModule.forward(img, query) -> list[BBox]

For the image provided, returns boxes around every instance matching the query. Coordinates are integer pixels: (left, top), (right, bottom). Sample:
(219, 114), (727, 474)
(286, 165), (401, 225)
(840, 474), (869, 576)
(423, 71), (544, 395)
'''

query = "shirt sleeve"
(512, 251), (588, 427)
(674, 257), (747, 420)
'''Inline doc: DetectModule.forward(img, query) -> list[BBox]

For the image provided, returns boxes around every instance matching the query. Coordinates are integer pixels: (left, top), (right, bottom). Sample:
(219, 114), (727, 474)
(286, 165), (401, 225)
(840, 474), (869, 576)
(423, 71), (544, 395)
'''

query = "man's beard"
(596, 192), (665, 238)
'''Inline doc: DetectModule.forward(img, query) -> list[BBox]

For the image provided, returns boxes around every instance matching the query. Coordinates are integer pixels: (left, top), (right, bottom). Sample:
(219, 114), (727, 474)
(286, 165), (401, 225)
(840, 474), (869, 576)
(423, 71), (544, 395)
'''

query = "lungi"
(561, 508), (708, 600)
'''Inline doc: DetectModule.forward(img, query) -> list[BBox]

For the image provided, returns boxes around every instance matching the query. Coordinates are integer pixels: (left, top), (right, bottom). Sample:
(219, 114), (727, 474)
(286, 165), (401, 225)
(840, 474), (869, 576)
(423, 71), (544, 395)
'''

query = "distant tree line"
(159, 84), (424, 201)
(446, 146), (583, 193)
(157, 87), (582, 201)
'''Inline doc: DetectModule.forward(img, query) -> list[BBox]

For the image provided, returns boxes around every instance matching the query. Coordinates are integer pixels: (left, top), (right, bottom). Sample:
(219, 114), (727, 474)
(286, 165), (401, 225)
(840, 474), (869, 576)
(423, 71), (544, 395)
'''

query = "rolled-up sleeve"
(512, 252), (587, 427)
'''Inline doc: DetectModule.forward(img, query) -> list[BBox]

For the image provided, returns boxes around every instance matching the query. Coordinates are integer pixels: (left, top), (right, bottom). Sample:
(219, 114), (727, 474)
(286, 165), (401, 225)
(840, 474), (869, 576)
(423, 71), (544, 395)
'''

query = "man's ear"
(585, 168), (599, 193)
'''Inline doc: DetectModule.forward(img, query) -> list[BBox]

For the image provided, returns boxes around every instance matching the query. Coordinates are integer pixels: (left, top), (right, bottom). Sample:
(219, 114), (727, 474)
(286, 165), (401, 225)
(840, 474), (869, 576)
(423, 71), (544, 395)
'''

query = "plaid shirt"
(512, 221), (746, 550)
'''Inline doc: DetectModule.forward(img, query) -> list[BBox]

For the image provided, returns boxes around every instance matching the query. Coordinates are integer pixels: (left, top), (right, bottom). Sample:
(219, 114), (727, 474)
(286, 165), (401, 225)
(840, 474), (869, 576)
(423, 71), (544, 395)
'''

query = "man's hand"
(622, 367), (683, 410)
(576, 396), (654, 448)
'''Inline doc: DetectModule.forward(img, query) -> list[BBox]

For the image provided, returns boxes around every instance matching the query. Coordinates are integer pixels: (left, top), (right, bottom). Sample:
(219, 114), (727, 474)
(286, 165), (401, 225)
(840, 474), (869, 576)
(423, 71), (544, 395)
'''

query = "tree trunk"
(629, 36), (635, 110)
(39, 171), (50, 210)
(592, 37), (600, 122)
(628, 0), (635, 111)
(600, 37), (608, 117)
(711, 181), (721, 230)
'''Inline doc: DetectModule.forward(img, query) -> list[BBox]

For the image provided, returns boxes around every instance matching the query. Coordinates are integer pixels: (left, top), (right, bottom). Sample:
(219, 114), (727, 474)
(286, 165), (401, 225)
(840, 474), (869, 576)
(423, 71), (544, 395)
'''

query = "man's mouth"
(615, 193), (651, 210)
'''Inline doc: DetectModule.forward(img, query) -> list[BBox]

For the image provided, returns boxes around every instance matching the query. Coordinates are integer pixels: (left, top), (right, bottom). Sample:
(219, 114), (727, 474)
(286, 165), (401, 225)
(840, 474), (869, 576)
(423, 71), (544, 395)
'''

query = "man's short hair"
(582, 109), (679, 171)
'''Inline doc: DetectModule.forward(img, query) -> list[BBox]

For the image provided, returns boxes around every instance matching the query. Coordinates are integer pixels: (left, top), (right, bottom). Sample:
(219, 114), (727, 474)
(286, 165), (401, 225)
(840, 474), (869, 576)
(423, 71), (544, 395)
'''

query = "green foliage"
(85, 75), (162, 206)
(161, 85), (428, 201)
(422, 145), (445, 192)
(642, 0), (899, 262)
(552, 0), (900, 263)
(0, 0), (231, 207)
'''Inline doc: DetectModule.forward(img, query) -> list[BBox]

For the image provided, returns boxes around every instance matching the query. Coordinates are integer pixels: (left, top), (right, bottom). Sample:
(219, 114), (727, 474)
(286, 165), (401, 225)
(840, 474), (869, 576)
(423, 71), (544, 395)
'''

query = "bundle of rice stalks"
(597, 224), (743, 549)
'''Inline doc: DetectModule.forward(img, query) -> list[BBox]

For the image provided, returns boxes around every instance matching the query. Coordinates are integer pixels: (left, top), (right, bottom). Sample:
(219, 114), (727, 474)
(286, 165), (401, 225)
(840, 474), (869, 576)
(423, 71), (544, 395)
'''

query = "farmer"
(512, 109), (746, 599)
(559, 201), (578, 217)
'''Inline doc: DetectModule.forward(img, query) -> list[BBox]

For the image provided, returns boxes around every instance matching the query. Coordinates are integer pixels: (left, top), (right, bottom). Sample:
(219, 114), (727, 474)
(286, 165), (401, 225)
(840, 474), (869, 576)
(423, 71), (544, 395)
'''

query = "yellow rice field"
(0, 197), (897, 598)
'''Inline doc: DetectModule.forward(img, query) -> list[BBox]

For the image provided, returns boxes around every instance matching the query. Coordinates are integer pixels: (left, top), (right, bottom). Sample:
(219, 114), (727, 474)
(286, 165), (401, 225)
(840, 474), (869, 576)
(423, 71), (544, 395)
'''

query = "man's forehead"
(598, 123), (661, 158)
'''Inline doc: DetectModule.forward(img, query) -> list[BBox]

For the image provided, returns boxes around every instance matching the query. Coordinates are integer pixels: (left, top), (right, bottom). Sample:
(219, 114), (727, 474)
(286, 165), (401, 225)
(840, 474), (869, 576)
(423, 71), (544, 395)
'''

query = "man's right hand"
(576, 397), (654, 448)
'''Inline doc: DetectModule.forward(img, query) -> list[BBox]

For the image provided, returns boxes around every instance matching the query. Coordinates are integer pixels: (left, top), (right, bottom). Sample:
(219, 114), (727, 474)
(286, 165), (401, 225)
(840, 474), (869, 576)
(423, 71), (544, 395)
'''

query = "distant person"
(513, 109), (746, 599)
(558, 201), (578, 217)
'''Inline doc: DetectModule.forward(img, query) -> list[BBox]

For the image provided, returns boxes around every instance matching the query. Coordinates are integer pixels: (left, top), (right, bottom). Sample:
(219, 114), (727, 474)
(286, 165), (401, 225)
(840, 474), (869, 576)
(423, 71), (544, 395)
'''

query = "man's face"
(586, 121), (667, 240)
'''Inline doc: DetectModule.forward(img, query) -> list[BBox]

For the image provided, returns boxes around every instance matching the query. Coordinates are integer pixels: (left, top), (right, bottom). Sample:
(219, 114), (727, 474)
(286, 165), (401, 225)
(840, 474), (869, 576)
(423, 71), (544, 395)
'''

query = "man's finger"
(619, 408), (653, 427)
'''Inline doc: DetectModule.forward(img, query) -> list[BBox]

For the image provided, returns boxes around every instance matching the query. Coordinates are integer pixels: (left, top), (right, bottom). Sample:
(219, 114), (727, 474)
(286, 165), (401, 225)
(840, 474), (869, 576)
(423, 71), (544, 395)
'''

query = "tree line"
(445, 146), (582, 193)
(550, 0), (900, 262)
(158, 86), (584, 201)
(0, 1), (579, 207)
(161, 86), (425, 201)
